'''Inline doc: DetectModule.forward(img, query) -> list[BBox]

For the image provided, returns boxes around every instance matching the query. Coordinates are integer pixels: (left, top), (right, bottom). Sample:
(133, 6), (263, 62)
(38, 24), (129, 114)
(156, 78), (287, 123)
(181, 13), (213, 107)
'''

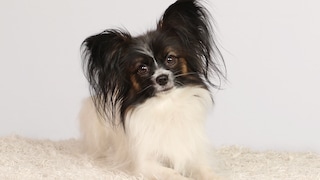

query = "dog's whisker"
(138, 85), (153, 94)
(175, 80), (184, 86)
(174, 72), (197, 78)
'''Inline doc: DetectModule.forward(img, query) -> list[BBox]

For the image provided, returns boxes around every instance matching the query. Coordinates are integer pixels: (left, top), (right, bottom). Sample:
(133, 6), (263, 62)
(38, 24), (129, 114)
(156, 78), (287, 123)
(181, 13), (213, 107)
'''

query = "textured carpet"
(1, 136), (319, 179)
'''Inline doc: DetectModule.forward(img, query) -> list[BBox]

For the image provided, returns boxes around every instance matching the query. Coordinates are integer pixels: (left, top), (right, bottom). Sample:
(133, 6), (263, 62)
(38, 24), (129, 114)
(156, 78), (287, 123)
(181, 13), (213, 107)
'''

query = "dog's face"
(126, 32), (203, 97)
(128, 49), (178, 94)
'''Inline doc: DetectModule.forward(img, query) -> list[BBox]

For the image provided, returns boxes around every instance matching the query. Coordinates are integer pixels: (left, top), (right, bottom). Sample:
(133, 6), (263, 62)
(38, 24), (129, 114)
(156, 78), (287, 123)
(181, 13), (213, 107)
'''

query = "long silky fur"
(159, 0), (225, 87)
(80, 0), (225, 179)
(81, 0), (225, 127)
(81, 30), (132, 126)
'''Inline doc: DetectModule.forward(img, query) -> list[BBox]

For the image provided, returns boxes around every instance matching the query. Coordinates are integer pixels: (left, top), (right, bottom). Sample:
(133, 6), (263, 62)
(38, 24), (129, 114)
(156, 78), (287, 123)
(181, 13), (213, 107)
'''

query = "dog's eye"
(165, 55), (178, 67)
(137, 64), (149, 76)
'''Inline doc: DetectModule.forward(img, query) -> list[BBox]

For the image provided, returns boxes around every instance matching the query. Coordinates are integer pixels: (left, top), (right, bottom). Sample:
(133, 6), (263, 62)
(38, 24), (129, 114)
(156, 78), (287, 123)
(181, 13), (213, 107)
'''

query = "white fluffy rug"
(1, 136), (319, 179)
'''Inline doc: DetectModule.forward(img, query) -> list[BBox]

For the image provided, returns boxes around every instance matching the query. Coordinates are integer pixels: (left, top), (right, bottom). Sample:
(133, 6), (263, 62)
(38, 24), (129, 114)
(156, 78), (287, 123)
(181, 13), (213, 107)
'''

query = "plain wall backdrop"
(1, 0), (319, 152)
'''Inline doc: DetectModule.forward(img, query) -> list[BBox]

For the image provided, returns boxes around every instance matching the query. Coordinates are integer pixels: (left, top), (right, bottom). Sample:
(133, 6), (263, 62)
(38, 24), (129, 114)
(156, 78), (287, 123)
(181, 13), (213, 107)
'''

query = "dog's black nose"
(156, 74), (169, 86)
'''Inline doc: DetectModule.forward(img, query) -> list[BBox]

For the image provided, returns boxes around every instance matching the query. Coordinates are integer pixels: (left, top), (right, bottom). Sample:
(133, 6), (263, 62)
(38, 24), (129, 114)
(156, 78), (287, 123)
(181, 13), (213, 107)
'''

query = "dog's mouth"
(155, 83), (174, 93)
(159, 86), (174, 92)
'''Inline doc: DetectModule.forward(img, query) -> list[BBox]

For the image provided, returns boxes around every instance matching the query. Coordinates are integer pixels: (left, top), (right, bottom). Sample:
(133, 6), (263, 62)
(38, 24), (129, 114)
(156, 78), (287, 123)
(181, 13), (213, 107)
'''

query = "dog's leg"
(190, 166), (222, 180)
(78, 98), (111, 157)
(139, 161), (192, 180)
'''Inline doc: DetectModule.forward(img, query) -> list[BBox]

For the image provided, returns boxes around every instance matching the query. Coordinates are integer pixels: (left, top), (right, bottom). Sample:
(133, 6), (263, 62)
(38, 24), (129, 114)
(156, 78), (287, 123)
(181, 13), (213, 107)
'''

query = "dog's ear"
(81, 30), (131, 120)
(82, 30), (131, 79)
(158, 0), (211, 43)
(158, 0), (225, 88)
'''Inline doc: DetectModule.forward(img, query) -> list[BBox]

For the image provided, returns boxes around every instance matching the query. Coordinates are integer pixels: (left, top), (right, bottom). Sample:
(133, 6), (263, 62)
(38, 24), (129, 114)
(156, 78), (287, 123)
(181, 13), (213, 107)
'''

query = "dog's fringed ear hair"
(81, 30), (131, 123)
(158, 0), (225, 88)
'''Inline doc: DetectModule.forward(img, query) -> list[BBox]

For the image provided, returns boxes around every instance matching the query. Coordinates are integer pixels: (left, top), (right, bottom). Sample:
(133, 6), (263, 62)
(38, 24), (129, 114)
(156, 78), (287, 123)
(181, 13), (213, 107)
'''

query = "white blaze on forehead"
(138, 45), (153, 57)
(136, 43), (158, 67)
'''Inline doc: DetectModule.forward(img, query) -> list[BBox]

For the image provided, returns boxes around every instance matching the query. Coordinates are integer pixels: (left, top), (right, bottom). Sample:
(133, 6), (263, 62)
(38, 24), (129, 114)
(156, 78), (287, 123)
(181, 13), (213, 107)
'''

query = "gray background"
(1, 0), (319, 152)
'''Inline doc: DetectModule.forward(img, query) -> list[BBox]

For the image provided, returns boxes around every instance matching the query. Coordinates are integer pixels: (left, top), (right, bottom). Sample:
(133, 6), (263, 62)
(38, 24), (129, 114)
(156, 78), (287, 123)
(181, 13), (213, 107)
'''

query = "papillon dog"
(79, 0), (225, 179)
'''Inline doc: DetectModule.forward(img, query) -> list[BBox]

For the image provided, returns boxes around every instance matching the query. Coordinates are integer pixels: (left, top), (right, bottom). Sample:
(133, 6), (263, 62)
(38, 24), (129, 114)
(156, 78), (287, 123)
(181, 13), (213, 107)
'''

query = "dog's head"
(81, 0), (225, 126)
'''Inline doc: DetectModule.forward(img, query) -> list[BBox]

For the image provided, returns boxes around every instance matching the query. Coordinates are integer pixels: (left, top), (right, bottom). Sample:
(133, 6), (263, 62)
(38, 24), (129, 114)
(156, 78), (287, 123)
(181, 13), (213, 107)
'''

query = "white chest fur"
(125, 86), (213, 173)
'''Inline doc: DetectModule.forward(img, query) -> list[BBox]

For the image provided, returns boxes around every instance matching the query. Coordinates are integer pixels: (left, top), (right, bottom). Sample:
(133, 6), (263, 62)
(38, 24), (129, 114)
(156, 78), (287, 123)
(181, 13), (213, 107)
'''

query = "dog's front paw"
(141, 162), (193, 180)
(191, 167), (223, 180)
(200, 172), (222, 180)
(149, 174), (191, 180)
